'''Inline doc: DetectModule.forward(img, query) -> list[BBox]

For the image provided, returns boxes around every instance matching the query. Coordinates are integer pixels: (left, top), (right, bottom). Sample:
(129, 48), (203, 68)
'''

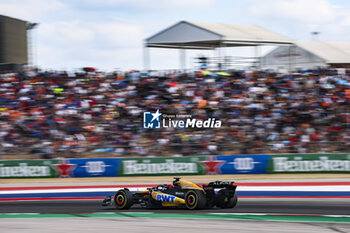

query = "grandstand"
(0, 68), (348, 159)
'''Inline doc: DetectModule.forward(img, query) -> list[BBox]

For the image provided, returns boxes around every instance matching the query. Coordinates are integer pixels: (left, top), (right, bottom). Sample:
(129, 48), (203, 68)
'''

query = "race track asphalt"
(0, 199), (349, 215)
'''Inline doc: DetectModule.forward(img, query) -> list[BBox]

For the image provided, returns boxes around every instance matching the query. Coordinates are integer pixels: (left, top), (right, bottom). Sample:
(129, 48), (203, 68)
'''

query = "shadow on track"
(0, 199), (349, 215)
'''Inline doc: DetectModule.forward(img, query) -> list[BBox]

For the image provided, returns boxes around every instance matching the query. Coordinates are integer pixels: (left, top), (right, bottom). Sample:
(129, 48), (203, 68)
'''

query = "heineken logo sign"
(122, 159), (198, 175)
(0, 159), (76, 178)
(120, 157), (207, 176)
(272, 156), (350, 172)
(0, 163), (50, 177)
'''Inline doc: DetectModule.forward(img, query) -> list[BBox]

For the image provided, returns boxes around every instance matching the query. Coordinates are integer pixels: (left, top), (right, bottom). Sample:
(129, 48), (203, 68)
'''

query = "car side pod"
(151, 191), (185, 206)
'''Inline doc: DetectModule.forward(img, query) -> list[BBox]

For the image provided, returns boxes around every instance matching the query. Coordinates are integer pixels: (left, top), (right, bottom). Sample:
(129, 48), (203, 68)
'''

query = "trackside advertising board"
(0, 159), (121, 178)
(0, 159), (60, 178)
(1, 154), (349, 178)
(269, 154), (350, 173)
(68, 158), (120, 177)
(216, 155), (270, 174)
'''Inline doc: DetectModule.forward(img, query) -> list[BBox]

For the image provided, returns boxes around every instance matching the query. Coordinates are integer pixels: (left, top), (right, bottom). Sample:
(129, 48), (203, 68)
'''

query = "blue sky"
(1, 0), (350, 71)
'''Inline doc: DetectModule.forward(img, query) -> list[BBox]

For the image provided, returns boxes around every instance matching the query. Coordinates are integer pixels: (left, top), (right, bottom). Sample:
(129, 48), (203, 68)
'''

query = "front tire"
(114, 189), (133, 209)
(185, 190), (206, 210)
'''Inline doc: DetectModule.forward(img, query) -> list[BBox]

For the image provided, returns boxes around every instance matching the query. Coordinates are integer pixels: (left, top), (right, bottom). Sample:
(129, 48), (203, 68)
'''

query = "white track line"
(1, 185), (350, 195)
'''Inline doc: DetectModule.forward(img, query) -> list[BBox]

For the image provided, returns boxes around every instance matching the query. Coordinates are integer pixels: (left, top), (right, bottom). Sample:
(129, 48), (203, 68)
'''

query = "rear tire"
(218, 191), (238, 209)
(114, 189), (133, 209)
(185, 190), (206, 210)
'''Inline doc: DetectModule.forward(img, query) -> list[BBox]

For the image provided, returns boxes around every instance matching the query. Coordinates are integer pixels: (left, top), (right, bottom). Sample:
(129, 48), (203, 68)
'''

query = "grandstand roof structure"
(295, 41), (350, 64)
(145, 21), (294, 49)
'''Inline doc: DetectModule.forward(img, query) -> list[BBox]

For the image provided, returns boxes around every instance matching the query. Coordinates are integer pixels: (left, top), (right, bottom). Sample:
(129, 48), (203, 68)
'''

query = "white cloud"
(36, 20), (144, 70)
(91, 22), (142, 48)
(249, 0), (335, 24)
(248, 0), (350, 41)
(69, 0), (214, 11)
(0, 0), (69, 21)
(38, 20), (142, 48)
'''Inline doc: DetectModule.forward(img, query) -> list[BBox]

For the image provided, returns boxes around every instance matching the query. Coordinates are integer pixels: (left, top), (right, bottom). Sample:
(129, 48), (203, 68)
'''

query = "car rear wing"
(202, 181), (236, 190)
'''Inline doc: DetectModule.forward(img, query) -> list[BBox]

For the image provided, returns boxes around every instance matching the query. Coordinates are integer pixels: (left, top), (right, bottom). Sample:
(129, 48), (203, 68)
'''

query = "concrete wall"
(0, 15), (28, 64)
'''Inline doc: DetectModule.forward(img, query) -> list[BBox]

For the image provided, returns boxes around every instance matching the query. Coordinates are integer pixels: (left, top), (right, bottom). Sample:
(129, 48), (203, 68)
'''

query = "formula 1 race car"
(102, 177), (237, 210)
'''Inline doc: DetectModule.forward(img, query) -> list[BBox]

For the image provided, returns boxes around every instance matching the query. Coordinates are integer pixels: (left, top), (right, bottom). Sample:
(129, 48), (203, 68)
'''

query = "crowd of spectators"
(0, 67), (349, 158)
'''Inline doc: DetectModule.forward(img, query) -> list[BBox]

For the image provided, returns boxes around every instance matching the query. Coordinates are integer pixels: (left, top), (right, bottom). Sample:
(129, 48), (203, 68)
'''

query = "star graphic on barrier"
(53, 160), (77, 178)
(201, 156), (224, 175)
(151, 109), (161, 122)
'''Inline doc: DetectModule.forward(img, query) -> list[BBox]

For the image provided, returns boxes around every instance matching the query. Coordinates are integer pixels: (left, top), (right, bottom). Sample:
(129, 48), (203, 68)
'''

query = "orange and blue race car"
(102, 177), (237, 210)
